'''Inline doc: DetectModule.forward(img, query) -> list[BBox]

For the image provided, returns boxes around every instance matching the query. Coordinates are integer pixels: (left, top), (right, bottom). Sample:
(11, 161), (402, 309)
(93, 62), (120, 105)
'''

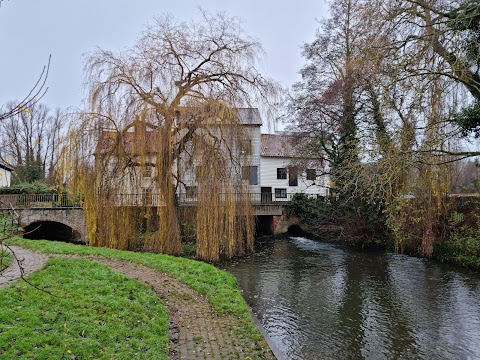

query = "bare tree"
(289, 0), (470, 256)
(0, 57), (50, 122)
(0, 102), (65, 184)
(63, 11), (279, 260)
(384, 0), (480, 134)
(290, 0), (370, 192)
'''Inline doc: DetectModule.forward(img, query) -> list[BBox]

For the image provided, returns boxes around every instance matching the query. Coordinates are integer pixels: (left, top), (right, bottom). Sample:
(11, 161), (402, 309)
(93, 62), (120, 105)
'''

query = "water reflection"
(223, 237), (480, 360)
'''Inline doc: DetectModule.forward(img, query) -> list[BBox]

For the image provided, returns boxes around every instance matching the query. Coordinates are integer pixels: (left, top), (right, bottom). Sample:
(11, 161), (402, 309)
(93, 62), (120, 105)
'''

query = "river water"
(222, 237), (480, 360)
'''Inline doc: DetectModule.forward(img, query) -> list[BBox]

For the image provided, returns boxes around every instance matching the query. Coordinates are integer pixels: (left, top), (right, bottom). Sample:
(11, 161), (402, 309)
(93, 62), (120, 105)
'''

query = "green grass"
(7, 238), (249, 317)
(0, 247), (11, 271)
(0, 257), (168, 359)
(5, 238), (268, 351)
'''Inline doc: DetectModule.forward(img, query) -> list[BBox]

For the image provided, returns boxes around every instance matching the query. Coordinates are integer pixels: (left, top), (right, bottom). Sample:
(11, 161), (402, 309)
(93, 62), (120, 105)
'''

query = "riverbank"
(1, 238), (274, 359)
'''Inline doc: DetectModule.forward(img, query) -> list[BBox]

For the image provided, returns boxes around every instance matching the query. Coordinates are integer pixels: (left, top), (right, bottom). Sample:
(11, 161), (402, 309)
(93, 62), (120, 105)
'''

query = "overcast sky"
(0, 0), (329, 111)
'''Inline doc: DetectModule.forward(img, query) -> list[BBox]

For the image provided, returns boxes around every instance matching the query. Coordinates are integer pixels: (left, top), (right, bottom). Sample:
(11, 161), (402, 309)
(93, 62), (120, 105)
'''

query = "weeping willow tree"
(60, 11), (277, 261)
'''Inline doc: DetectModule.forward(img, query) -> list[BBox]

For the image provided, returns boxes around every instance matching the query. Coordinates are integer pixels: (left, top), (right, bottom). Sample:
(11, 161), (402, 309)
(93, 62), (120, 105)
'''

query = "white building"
(0, 161), (13, 187)
(96, 108), (264, 204)
(97, 109), (328, 203)
(259, 133), (328, 200)
(178, 108), (262, 200)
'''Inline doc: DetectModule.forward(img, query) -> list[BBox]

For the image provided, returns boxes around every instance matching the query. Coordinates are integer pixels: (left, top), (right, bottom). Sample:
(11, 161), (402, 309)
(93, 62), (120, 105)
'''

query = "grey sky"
(0, 0), (328, 111)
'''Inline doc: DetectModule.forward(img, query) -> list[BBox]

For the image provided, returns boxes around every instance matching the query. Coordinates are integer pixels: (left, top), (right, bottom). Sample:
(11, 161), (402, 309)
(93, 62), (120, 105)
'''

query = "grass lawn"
(0, 247), (11, 271)
(0, 258), (169, 359)
(3, 237), (268, 357)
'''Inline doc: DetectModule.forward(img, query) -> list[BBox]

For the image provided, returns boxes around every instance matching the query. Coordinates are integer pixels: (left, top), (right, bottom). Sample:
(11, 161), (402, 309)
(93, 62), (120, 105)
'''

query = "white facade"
(260, 156), (328, 200)
(176, 123), (262, 198)
(0, 163), (12, 187)
(98, 108), (263, 204)
(259, 133), (328, 200)
(99, 110), (330, 202)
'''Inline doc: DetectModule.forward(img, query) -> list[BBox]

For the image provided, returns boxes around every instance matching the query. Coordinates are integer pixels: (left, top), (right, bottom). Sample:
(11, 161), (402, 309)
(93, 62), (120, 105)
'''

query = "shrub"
(0, 182), (58, 195)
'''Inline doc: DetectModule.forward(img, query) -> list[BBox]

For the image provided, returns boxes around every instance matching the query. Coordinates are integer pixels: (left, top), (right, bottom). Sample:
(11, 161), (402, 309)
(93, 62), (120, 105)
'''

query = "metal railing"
(113, 192), (325, 206)
(0, 192), (326, 209)
(0, 194), (83, 209)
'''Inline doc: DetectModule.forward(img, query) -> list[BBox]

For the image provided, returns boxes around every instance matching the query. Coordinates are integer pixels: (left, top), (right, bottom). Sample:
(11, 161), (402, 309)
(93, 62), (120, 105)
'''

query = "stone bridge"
(0, 194), (85, 242)
(15, 208), (86, 243)
(0, 193), (308, 242)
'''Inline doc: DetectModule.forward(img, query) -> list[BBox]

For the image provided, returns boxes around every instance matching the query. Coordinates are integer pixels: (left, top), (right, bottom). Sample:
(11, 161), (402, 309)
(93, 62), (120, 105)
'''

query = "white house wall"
(176, 124), (261, 195)
(260, 156), (328, 197)
(0, 168), (11, 187)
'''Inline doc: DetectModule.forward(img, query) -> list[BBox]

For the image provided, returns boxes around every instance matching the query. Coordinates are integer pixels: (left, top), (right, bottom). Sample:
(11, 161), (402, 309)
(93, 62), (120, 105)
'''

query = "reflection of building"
(260, 133), (328, 200)
(96, 108), (328, 203)
(0, 161), (13, 187)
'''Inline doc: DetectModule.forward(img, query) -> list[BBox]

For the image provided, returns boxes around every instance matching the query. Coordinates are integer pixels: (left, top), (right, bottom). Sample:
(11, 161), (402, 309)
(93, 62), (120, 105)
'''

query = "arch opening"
(255, 215), (274, 236)
(24, 221), (80, 242)
(287, 224), (303, 236)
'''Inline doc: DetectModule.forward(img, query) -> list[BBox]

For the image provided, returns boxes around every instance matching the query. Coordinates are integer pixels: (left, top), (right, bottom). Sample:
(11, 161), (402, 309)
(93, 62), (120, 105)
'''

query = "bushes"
(433, 198), (480, 269)
(435, 224), (480, 269)
(0, 182), (58, 195)
(286, 193), (386, 246)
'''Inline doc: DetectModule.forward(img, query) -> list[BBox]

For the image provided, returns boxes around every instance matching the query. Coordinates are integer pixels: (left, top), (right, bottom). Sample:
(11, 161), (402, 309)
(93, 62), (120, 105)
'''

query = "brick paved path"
(0, 245), (49, 286)
(95, 258), (274, 360)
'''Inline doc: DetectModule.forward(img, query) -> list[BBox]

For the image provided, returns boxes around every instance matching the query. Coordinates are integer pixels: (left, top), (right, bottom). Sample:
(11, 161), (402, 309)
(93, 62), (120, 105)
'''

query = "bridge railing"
(177, 192), (324, 204)
(0, 194), (83, 209)
(0, 192), (325, 209)
(110, 192), (324, 206)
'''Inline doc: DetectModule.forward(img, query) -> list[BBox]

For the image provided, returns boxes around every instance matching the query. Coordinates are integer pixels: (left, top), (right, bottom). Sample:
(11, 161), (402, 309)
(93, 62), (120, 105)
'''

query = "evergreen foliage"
(0, 182), (58, 195)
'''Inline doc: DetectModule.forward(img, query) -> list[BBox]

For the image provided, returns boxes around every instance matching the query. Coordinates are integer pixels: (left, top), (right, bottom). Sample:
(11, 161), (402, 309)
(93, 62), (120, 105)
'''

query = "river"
(222, 237), (480, 360)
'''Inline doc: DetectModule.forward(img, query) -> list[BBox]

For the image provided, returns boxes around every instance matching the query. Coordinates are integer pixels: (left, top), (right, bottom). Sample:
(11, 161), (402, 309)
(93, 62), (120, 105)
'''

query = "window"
(275, 188), (287, 198)
(242, 166), (258, 185)
(186, 186), (198, 198)
(239, 140), (252, 155)
(277, 168), (287, 179)
(143, 165), (152, 178)
(306, 169), (316, 181)
(289, 167), (298, 186)
(142, 188), (152, 205)
(195, 166), (202, 181)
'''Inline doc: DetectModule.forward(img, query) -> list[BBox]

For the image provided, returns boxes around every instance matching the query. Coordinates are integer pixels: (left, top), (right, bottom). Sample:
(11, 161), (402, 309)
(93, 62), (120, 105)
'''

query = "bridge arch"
(15, 208), (86, 243)
(23, 220), (81, 242)
(287, 224), (303, 236)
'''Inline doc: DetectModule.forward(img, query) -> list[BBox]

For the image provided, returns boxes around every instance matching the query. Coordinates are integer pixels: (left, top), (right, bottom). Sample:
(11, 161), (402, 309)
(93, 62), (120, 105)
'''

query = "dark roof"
(0, 161), (13, 172)
(97, 108), (262, 155)
(96, 129), (160, 156)
(237, 108), (262, 126)
(261, 134), (321, 159)
(261, 134), (299, 157)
